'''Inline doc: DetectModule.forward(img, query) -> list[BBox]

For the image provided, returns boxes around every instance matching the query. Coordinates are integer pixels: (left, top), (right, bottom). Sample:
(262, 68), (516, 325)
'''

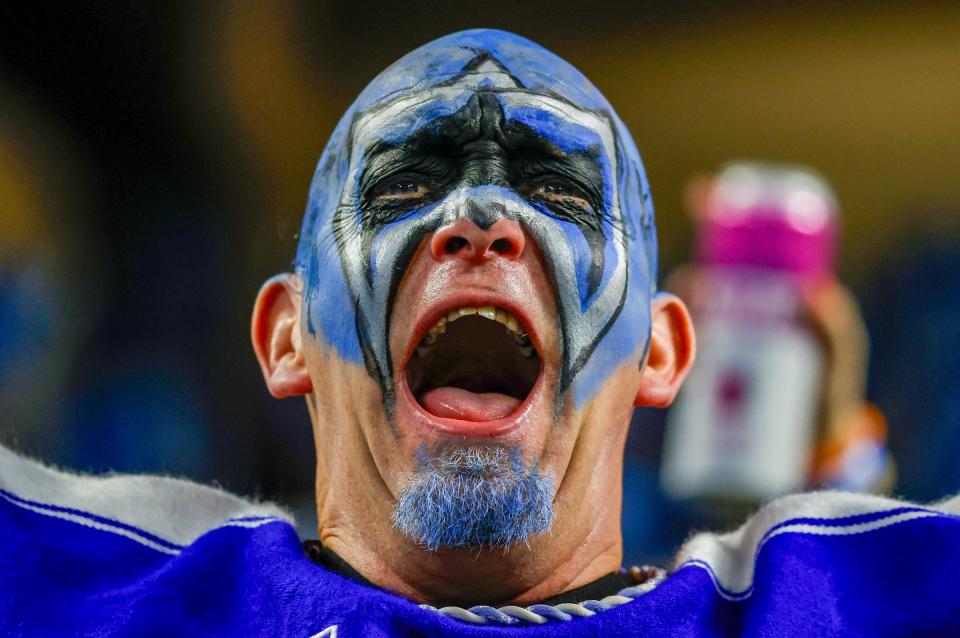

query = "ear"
(251, 273), (313, 398)
(635, 293), (696, 408)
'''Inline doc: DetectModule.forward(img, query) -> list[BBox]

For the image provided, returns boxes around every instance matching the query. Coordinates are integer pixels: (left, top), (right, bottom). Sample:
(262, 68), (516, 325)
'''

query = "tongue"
(419, 387), (521, 422)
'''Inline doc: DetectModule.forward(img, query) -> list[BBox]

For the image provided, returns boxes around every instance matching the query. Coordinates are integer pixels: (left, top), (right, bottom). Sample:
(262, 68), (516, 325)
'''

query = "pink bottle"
(661, 162), (839, 501)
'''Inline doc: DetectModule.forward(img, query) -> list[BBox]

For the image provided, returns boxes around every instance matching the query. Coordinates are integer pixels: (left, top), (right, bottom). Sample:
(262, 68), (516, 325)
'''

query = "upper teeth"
(419, 306), (533, 355)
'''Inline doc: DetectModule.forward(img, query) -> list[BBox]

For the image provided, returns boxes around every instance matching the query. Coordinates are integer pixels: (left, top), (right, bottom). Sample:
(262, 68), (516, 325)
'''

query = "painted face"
(297, 30), (658, 417)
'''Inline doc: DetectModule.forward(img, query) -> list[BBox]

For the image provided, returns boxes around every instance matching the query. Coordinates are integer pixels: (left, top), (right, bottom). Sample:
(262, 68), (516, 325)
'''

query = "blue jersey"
(2, 443), (958, 637)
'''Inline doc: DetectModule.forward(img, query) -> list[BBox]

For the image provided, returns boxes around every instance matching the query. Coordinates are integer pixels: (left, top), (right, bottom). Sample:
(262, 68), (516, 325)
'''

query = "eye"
(371, 176), (433, 202)
(540, 181), (572, 195)
(531, 179), (591, 209)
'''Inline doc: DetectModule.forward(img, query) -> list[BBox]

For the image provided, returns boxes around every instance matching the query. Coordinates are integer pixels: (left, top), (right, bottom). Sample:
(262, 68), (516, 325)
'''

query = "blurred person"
(626, 165), (893, 565)
(662, 163), (893, 517)
(1, 30), (958, 637)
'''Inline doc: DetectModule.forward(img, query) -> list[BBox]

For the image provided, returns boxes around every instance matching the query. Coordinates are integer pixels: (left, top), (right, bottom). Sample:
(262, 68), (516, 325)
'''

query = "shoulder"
(676, 490), (960, 578)
(0, 443), (290, 550)
(0, 444), (300, 636)
(670, 490), (960, 635)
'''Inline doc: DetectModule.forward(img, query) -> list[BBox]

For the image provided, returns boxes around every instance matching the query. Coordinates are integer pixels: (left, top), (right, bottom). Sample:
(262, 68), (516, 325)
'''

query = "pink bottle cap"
(696, 162), (839, 280)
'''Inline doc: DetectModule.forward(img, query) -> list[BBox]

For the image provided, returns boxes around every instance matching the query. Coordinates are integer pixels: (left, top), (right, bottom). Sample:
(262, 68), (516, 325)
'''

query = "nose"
(429, 217), (525, 263)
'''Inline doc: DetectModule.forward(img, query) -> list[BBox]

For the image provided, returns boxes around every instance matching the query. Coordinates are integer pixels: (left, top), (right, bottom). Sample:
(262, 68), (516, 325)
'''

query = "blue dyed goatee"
(393, 446), (553, 550)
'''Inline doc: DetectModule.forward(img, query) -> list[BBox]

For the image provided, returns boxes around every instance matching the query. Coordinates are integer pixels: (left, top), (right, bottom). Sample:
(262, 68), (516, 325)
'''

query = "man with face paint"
(249, 28), (696, 608)
(3, 29), (960, 638)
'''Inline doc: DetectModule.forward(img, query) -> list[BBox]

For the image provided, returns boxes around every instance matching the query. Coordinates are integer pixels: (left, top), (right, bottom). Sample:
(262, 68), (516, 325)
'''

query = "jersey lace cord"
(420, 565), (667, 626)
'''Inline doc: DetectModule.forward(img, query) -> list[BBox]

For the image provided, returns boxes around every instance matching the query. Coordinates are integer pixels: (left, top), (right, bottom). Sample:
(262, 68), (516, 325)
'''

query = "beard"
(392, 444), (554, 551)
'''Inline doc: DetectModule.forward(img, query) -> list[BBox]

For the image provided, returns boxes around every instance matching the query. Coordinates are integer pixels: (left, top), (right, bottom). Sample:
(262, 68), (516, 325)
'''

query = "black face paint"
(357, 92), (608, 285)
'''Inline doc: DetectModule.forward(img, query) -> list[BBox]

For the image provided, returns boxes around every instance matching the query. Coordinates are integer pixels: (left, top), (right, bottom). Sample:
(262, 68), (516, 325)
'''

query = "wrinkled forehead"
(349, 86), (618, 170)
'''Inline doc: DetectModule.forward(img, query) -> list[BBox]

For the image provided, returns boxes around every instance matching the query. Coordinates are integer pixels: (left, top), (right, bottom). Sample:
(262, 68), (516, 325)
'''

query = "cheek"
(555, 221), (595, 308)
(570, 287), (652, 408)
(386, 238), (432, 364)
(303, 252), (365, 363)
(304, 337), (417, 495)
(554, 221), (621, 311)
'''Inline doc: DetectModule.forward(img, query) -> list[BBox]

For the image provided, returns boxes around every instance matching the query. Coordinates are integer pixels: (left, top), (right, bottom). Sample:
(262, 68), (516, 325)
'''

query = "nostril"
(444, 236), (469, 254)
(430, 218), (524, 262)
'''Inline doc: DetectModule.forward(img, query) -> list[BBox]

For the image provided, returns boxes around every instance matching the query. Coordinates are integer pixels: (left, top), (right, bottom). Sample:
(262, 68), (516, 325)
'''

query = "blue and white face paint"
(297, 29), (657, 409)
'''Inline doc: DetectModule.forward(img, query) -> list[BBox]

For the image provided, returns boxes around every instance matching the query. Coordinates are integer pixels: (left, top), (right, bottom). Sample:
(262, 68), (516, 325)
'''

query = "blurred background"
(1, 1), (958, 566)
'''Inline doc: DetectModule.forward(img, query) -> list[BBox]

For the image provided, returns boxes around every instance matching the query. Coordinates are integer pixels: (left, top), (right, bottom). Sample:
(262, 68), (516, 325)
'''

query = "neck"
(320, 490), (623, 606)
(315, 426), (627, 606)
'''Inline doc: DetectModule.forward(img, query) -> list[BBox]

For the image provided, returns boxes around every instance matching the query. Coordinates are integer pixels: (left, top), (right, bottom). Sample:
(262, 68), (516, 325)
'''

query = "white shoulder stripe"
(0, 444), (292, 550)
(676, 490), (960, 599)
(1, 488), (181, 555)
(763, 509), (940, 544)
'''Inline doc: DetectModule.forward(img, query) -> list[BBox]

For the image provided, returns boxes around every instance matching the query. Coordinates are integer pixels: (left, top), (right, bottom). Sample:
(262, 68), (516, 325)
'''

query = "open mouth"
(405, 305), (542, 423)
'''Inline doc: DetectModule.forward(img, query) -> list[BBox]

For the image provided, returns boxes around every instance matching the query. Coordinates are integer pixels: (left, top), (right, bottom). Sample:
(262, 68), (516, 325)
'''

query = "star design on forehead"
(435, 51), (526, 91)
